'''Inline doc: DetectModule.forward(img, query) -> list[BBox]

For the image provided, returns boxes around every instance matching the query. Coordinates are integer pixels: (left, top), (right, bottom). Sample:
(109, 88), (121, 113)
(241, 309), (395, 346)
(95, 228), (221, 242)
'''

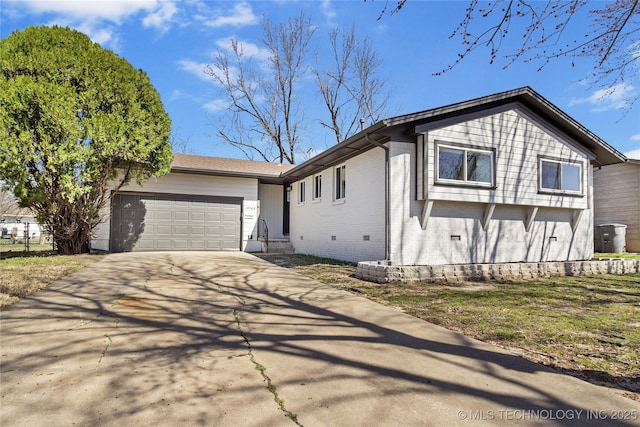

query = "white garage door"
(110, 193), (241, 252)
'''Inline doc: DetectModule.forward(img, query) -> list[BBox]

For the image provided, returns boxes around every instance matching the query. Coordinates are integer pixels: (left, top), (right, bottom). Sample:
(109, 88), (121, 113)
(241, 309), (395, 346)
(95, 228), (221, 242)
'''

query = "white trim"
(538, 157), (584, 195)
(435, 142), (495, 188)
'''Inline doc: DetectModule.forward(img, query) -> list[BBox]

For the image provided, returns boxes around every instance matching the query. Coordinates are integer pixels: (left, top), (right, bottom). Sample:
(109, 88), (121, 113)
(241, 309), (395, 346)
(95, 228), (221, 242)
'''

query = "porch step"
(259, 238), (294, 254)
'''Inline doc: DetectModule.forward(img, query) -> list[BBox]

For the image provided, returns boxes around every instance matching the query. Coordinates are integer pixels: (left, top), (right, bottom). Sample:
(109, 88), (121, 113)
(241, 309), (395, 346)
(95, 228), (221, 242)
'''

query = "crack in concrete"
(233, 309), (302, 426)
(98, 308), (120, 365)
(98, 333), (112, 364)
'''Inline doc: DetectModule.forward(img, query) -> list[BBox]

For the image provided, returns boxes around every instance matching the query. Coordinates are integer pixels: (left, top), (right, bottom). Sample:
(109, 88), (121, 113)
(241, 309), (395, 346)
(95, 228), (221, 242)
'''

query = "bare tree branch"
(206, 13), (314, 164)
(430, 0), (639, 107)
(0, 189), (20, 218)
(315, 25), (389, 144)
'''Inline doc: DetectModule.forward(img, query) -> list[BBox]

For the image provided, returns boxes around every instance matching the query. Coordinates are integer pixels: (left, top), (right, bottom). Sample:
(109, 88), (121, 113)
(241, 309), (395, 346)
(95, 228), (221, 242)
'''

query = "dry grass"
(0, 253), (102, 310)
(594, 252), (640, 259)
(258, 253), (640, 401)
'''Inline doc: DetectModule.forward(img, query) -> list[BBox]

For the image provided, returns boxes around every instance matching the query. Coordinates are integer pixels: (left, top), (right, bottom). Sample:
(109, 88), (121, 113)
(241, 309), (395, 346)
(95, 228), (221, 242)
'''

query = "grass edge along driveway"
(0, 253), (102, 309)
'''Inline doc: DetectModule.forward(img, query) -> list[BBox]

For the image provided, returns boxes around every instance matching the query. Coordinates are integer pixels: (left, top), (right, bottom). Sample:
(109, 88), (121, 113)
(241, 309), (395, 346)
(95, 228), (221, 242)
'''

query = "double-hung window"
(335, 165), (346, 201)
(539, 158), (582, 194)
(298, 181), (306, 204)
(436, 143), (494, 187)
(313, 174), (322, 200)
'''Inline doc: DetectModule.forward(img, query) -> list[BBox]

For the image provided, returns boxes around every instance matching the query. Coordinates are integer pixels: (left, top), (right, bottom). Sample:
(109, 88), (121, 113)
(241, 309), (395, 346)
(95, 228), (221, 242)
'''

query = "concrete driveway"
(1, 252), (639, 427)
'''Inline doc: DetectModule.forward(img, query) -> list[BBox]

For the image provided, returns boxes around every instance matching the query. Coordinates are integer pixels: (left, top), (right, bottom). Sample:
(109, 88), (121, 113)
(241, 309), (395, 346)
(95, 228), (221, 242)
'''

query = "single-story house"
(92, 87), (626, 266)
(593, 158), (640, 252)
(1, 207), (42, 239)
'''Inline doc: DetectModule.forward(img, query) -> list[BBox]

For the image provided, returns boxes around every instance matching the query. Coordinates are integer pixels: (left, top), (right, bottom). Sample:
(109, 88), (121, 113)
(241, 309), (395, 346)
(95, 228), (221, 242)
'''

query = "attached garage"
(91, 154), (293, 253)
(110, 193), (242, 252)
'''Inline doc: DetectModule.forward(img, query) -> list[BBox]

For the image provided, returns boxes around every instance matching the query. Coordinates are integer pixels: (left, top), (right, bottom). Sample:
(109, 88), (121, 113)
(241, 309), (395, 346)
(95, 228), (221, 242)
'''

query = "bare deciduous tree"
(376, 0), (639, 106)
(171, 133), (194, 154)
(369, 0), (408, 19)
(206, 13), (315, 164)
(0, 189), (19, 218)
(207, 13), (389, 163)
(315, 26), (389, 144)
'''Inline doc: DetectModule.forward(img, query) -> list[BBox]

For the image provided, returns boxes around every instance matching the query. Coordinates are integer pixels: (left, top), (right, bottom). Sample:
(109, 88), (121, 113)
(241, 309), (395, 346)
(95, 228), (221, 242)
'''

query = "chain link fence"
(0, 220), (56, 258)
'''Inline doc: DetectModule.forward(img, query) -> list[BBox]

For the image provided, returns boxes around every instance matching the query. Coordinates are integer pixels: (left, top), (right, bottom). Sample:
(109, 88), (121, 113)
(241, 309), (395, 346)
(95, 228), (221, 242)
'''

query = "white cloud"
(17, 0), (158, 22)
(142, 1), (178, 32)
(321, 0), (336, 22)
(203, 2), (257, 28)
(569, 83), (636, 112)
(203, 99), (229, 112)
(76, 22), (117, 47)
(631, 134), (640, 141)
(215, 38), (270, 60)
(625, 147), (640, 160)
(12, 0), (178, 49)
(177, 59), (211, 81)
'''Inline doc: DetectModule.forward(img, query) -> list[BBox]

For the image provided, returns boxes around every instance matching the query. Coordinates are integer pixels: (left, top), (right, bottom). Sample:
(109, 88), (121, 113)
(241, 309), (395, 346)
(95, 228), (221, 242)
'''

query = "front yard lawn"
(0, 253), (102, 309)
(259, 253), (640, 401)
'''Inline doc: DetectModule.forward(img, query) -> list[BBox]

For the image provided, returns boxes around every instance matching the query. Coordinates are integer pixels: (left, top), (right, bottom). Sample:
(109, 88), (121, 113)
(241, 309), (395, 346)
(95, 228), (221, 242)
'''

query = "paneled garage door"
(110, 193), (241, 252)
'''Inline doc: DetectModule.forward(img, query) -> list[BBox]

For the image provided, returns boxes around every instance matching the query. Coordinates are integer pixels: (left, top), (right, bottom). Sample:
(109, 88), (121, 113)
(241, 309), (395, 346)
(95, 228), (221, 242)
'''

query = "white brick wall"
(92, 172), (260, 252)
(289, 148), (386, 262)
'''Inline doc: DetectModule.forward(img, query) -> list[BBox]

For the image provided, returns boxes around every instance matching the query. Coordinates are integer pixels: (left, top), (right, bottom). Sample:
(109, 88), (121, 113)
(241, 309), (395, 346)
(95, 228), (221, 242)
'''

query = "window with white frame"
(539, 158), (582, 194)
(298, 181), (306, 204)
(335, 165), (346, 200)
(313, 174), (322, 200)
(436, 143), (494, 186)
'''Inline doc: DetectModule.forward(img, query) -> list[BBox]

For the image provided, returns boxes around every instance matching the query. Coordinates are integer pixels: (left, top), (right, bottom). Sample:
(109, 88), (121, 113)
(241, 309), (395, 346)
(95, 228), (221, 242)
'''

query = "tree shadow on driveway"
(1, 252), (638, 426)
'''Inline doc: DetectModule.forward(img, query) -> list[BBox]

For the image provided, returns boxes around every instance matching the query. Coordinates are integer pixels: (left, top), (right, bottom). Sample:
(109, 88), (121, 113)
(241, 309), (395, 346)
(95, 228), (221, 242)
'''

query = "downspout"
(365, 132), (391, 261)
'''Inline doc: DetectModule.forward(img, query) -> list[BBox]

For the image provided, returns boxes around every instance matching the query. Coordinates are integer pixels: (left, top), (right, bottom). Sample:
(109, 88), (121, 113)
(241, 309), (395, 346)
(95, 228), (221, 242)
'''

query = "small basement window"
(436, 143), (494, 187)
(539, 158), (582, 194)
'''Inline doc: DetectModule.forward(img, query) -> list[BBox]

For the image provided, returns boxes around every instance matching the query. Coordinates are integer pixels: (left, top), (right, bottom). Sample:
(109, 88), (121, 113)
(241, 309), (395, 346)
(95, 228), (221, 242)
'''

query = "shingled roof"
(283, 86), (626, 182)
(171, 153), (294, 183)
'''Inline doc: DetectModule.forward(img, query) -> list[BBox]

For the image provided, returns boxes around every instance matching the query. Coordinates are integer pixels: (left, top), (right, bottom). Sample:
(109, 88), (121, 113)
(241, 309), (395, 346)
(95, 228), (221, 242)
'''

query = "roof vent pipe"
(360, 118), (365, 131)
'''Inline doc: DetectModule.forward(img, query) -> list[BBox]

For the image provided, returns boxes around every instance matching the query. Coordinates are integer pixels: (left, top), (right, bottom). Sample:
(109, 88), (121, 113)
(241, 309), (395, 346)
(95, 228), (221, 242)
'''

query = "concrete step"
(259, 238), (294, 254)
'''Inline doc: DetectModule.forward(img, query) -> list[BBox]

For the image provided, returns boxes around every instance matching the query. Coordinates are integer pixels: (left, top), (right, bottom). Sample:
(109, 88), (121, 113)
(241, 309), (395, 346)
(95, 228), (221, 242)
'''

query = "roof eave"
(171, 166), (286, 183)
(384, 86), (625, 166)
(515, 89), (626, 166)
(282, 121), (388, 182)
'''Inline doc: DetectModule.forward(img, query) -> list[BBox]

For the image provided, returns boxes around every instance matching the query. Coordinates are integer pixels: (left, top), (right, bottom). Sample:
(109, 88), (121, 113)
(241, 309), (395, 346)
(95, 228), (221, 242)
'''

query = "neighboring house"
(593, 159), (640, 252)
(93, 87), (626, 266)
(1, 207), (42, 239)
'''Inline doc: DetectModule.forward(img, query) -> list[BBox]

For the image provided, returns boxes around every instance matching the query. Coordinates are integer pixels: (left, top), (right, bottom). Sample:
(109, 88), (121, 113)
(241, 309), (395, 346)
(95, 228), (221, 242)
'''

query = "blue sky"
(2, 0), (639, 160)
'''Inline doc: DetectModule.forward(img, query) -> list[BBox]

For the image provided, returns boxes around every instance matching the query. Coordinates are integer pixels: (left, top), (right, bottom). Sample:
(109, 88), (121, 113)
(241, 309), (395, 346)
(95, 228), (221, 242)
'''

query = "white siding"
(258, 184), (286, 238)
(289, 148), (386, 263)
(92, 172), (260, 252)
(593, 162), (640, 252)
(390, 107), (595, 265)
(420, 107), (590, 210)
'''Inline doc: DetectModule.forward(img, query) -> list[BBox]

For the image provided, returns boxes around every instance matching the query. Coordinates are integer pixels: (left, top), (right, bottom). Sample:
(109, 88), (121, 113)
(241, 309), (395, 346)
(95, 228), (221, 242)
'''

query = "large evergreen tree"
(0, 26), (173, 254)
